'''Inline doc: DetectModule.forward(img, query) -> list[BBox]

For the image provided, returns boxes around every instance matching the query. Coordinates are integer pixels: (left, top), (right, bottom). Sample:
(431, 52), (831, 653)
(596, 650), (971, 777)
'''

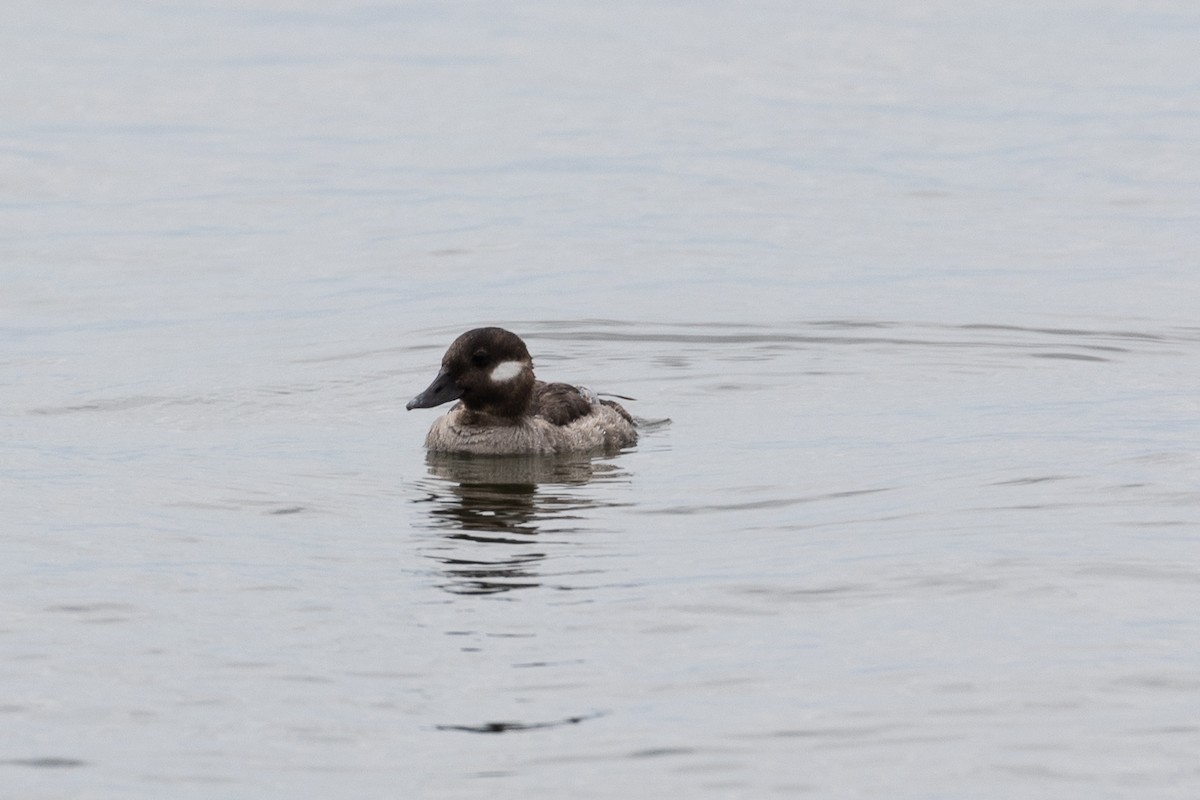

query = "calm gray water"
(3, 2), (1199, 798)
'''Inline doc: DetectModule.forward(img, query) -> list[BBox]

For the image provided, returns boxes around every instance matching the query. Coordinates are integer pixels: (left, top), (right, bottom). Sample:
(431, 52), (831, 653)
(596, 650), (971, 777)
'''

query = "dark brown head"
(406, 327), (536, 419)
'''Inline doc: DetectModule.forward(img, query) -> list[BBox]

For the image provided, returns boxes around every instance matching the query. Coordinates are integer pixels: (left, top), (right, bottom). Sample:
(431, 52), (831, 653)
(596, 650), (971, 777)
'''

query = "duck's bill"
(406, 367), (464, 410)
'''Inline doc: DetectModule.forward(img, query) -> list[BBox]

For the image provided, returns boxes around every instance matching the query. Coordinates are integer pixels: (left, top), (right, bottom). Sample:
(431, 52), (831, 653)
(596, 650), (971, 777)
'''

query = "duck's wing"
(531, 381), (596, 426)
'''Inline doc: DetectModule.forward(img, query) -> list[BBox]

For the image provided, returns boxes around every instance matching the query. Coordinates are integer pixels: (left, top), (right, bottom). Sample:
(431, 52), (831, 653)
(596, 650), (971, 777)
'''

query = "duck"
(406, 327), (639, 455)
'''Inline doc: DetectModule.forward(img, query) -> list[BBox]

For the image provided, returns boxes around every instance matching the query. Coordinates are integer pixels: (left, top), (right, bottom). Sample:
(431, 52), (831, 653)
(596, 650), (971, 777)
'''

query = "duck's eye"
(470, 349), (489, 367)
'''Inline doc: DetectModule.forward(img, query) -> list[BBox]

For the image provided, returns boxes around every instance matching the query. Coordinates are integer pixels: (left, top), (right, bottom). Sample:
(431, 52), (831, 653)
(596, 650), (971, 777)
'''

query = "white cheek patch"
(489, 360), (525, 382)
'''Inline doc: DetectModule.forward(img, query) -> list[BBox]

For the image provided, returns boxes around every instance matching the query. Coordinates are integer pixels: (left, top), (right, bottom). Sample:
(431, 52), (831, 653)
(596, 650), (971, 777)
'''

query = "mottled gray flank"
(423, 401), (637, 454)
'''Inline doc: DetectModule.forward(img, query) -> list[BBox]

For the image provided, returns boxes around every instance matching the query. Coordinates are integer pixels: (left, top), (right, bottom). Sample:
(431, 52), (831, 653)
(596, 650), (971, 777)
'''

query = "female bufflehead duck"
(406, 327), (638, 455)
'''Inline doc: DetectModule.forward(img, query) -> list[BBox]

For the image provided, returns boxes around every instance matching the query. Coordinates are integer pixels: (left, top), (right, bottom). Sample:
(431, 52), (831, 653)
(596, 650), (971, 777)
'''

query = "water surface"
(3, 2), (1199, 798)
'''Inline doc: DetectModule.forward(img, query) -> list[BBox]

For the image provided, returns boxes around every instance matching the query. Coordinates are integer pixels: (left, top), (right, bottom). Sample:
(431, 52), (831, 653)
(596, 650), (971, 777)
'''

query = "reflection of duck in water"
(416, 453), (631, 596)
(424, 450), (609, 486)
(406, 327), (638, 454)
(423, 477), (544, 595)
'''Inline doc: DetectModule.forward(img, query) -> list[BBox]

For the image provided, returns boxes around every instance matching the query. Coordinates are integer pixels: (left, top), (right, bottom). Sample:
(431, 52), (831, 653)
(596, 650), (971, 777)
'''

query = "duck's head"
(406, 327), (536, 419)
